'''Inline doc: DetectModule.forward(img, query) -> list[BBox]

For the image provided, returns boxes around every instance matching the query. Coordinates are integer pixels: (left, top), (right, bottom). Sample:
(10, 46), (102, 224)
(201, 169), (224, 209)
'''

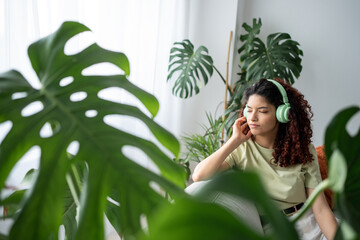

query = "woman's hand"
(231, 116), (253, 144)
(192, 116), (252, 182)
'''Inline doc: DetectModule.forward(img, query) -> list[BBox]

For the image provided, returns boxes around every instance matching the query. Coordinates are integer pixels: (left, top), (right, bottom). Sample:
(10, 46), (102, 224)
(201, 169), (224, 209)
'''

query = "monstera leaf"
(167, 39), (214, 98)
(140, 170), (299, 240)
(238, 18), (262, 63)
(324, 106), (360, 238)
(0, 21), (186, 240)
(240, 31), (303, 85)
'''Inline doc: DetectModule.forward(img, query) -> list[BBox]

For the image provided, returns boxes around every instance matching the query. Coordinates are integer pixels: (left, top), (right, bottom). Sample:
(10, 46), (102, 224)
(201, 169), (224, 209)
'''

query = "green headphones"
(243, 79), (291, 123)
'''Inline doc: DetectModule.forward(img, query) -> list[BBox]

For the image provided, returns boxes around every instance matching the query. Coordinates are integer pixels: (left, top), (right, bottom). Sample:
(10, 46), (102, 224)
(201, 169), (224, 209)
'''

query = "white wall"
(180, 0), (360, 149)
(233, 0), (360, 147)
(176, 0), (238, 138)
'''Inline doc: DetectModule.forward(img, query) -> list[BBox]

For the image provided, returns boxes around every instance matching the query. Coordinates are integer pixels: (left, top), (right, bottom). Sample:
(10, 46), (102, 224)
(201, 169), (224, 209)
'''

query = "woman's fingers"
(233, 117), (250, 136)
(230, 117), (252, 142)
(245, 124), (253, 137)
(237, 117), (252, 138)
(234, 116), (246, 128)
(237, 116), (247, 124)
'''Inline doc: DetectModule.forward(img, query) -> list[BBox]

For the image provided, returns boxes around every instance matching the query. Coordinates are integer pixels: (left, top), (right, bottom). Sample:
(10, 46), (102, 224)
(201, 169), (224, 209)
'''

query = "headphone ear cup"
(276, 104), (291, 123)
(243, 106), (248, 118)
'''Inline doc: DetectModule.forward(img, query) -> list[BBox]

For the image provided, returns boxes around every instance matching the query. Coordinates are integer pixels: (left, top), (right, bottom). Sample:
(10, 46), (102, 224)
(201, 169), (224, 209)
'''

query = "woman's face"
(246, 94), (279, 138)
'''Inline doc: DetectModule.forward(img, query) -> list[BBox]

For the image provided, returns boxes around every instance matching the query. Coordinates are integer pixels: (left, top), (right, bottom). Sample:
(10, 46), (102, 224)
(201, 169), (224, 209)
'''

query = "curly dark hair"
(241, 78), (314, 167)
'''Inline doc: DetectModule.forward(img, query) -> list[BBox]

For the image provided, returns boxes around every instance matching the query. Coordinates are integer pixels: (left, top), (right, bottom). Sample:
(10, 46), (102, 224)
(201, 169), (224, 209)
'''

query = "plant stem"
(213, 65), (233, 94)
(290, 179), (330, 223)
(221, 31), (233, 145)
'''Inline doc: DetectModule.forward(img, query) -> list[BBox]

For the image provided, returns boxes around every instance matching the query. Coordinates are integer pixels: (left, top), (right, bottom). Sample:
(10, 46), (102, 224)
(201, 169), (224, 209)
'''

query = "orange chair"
(316, 145), (334, 209)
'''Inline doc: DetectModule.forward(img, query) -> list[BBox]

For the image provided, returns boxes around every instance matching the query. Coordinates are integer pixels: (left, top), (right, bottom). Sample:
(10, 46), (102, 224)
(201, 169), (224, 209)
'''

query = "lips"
(249, 124), (259, 128)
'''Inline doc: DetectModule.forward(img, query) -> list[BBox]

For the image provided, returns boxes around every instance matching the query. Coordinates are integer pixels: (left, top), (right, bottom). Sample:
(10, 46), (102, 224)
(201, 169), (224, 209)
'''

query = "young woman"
(192, 78), (338, 239)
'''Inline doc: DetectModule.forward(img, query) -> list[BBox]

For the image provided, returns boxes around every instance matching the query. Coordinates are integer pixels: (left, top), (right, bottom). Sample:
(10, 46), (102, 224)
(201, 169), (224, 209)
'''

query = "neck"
(253, 134), (277, 149)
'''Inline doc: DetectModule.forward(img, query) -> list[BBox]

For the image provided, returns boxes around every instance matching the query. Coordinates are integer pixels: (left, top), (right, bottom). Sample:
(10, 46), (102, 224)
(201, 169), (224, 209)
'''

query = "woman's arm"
(306, 188), (338, 240)
(192, 117), (252, 182)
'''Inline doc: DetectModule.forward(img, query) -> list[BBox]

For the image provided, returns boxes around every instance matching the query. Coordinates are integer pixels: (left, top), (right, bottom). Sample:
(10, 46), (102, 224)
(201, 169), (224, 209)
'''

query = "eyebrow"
(247, 106), (269, 110)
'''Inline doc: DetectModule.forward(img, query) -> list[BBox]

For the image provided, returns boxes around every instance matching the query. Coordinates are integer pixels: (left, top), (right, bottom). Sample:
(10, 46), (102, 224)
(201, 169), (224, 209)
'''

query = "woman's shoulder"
(301, 143), (320, 170)
(308, 143), (318, 161)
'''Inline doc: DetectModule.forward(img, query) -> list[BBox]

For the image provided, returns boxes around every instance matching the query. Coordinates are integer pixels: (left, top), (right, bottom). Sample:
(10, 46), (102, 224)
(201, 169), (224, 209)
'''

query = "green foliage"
(224, 18), (303, 133)
(238, 20), (303, 84)
(290, 149), (348, 224)
(325, 106), (360, 238)
(181, 113), (224, 163)
(142, 106), (360, 240)
(1, 19), (358, 240)
(139, 170), (299, 240)
(167, 39), (214, 98)
(291, 106), (360, 239)
(238, 18), (262, 60)
(166, 18), (304, 139)
(327, 150), (347, 193)
(0, 21), (187, 240)
(238, 18), (262, 56)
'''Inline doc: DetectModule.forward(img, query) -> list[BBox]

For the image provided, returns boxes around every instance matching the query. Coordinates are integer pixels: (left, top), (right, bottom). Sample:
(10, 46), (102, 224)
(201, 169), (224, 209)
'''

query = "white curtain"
(0, 0), (189, 237)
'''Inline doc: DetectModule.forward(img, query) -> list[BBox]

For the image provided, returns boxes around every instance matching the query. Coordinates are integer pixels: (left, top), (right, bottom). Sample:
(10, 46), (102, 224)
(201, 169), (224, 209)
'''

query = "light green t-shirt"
(225, 138), (322, 210)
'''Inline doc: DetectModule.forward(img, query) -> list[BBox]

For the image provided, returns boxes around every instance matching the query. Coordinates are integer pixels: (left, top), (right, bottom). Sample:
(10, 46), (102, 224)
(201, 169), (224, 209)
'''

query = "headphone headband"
(266, 79), (289, 104)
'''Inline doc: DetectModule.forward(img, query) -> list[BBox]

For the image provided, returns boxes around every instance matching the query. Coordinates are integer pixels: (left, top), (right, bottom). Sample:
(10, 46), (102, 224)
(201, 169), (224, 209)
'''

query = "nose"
(249, 111), (258, 121)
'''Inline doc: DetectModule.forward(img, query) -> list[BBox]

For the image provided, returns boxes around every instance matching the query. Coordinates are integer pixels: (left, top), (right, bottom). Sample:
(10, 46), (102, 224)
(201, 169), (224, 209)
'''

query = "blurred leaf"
(328, 150), (347, 192)
(0, 21), (186, 240)
(141, 198), (268, 240)
(0, 189), (26, 219)
(0, 190), (26, 207)
(196, 170), (299, 240)
(63, 161), (88, 240)
(20, 168), (37, 186)
(63, 187), (78, 240)
(105, 201), (122, 235)
(142, 170), (299, 240)
(167, 39), (214, 98)
(325, 106), (360, 235)
(0, 233), (8, 240)
(105, 160), (186, 237)
(335, 221), (358, 240)
(0, 168), (36, 220)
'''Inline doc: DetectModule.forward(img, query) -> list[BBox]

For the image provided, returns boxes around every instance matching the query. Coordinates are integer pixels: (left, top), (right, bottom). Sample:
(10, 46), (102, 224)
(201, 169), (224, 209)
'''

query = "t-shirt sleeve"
(303, 144), (322, 188)
(225, 147), (239, 168)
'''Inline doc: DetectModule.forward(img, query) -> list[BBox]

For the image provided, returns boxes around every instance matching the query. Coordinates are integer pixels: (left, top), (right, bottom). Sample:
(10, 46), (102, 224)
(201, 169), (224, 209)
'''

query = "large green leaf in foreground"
(325, 106), (360, 237)
(0, 21), (186, 240)
(141, 170), (299, 240)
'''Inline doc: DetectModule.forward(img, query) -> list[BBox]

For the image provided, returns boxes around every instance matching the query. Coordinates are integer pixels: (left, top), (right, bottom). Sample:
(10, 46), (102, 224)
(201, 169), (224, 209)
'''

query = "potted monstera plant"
(167, 18), (303, 162)
(1, 21), (359, 240)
